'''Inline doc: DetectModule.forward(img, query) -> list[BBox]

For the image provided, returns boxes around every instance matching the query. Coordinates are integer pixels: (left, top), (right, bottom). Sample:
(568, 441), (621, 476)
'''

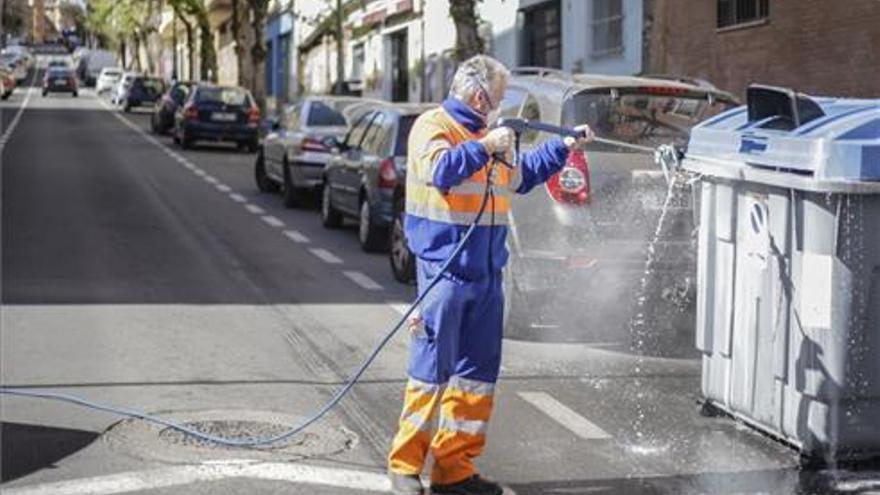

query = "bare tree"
(449, 0), (484, 61)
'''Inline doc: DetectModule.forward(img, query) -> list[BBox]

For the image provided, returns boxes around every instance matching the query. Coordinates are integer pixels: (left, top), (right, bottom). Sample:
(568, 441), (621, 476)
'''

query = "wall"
(649, 0), (880, 98)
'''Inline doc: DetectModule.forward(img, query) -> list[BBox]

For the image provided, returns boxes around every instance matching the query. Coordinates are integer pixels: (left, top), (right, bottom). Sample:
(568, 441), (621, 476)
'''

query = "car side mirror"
(322, 135), (344, 153)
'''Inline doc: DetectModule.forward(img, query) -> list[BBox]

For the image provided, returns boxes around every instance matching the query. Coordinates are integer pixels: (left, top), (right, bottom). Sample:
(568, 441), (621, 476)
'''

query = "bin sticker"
(799, 253), (833, 329)
(739, 133), (769, 154)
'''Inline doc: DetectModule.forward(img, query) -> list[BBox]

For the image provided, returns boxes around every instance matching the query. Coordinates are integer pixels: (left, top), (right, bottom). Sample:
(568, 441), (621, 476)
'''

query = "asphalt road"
(1, 60), (877, 495)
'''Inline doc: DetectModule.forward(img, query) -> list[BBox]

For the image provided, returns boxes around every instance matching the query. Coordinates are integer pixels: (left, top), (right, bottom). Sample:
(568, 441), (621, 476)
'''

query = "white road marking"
(261, 215), (284, 228)
(204, 175), (219, 184)
(387, 303), (412, 316)
(229, 193), (247, 203)
(1, 461), (391, 495)
(283, 230), (310, 243)
(216, 184), (232, 193)
(0, 76), (36, 152)
(309, 248), (342, 264)
(244, 204), (265, 215)
(518, 392), (612, 440)
(193, 169), (207, 177)
(343, 271), (384, 291)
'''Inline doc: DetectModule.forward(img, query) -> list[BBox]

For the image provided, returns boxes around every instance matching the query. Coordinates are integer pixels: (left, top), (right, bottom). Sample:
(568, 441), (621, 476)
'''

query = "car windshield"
(562, 88), (738, 150)
(134, 78), (163, 92)
(307, 101), (348, 126)
(48, 69), (72, 77)
(103, 71), (122, 78)
(395, 115), (417, 156)
(197, 87), (251, 106)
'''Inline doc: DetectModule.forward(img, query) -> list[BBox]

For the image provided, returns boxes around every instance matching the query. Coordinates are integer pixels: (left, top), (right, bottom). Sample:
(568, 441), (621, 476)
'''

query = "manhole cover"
(104, 409), (357, 464)
(157, 420), (312, 450)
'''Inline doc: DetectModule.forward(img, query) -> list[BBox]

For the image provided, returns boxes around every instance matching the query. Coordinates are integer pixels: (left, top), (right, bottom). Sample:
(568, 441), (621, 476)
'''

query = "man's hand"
(563, 124), (595, 151)
(479, 127), (514, 155)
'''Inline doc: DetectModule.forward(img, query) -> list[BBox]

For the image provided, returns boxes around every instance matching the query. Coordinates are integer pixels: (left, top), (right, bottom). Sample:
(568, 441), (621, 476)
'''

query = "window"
(717, 0), (768, 29)
(520, 1), (561, 68)
(351, 43), (365, 81)
(591, 0), (623, 58)
(307, 101), (348, 126)
(344, 112), (375, 149)
(284, 103), (302, 131)
(361, 112), (387, 155)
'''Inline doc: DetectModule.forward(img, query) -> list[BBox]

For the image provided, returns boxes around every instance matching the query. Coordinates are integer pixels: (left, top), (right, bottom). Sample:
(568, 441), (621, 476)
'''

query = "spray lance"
(491, 117), (685, 182)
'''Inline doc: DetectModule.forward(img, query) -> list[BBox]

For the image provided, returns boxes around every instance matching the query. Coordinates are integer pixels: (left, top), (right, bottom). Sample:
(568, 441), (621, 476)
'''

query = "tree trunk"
(449, 0), (483, 62)
(333, 0), (344, 94)
(196, 13), (216, 81)
(230, 0), (249, 88)
(248, 0), (268, 110)
(132, 34), (141, 71)
(181, 18), (194, 81)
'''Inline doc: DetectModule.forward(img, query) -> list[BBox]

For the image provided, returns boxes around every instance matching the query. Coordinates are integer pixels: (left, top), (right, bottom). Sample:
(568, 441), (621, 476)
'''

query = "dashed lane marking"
(518, 392), (613, 440)
(244, 204), (266, 215)
(309, 248), (343, 265)
(0, 74), (36, 153)
(229, 193), (247, 203)
(261, 215), (285, 228)
(0, 461), (391, 495)
(283, 230), (310, 243)
(343, 271), (384, 291)
(204, 175), (219, 184)
(216, 184), (232, 193)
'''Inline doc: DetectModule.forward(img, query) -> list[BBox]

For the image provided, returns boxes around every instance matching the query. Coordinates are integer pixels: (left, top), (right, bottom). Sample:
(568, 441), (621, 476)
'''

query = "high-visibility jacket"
(405, 97), (571, 279)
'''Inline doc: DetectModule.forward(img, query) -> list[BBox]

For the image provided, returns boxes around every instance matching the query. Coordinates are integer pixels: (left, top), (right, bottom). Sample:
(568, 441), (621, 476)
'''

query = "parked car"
(173, 84), (260, 151)
(0, 66), (14, 100)
(255, 96), (380, 207)
(1, 53), (28, 83)
(111, 72), (139, 105)
(120, 76), (165, 112)
(488, 69), (738, 355)
(151, 81), (194, 134)
(1, 45), (34, 72)
(321, 103), (433, 252)
(42, 67), (78, 97)
(95, 67), (123, 94)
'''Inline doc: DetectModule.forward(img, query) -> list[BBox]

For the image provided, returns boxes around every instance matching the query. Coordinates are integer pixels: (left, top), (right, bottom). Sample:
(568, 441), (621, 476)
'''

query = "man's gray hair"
(448, 55), (510, 102)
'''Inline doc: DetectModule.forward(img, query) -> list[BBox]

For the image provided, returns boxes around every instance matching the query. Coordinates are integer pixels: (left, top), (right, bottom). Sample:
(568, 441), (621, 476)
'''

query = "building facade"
(294, 0), (647, 103)
(647, 0), (880, 98)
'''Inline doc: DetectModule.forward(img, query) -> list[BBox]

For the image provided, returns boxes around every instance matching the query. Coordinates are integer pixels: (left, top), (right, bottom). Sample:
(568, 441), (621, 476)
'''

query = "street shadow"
(1, 421), (99, 482)
(506, 465), (875, 495)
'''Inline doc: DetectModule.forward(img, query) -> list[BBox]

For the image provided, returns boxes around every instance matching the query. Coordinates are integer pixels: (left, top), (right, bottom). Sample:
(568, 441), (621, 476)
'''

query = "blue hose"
(0, 180), (492, 447)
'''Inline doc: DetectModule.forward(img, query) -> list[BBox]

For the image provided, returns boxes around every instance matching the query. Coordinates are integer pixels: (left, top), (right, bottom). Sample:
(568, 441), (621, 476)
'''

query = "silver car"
(255, 96), (382, 208)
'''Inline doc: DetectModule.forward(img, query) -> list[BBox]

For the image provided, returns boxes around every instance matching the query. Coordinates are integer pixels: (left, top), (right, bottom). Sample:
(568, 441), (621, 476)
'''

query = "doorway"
(389, 29), (409, 102)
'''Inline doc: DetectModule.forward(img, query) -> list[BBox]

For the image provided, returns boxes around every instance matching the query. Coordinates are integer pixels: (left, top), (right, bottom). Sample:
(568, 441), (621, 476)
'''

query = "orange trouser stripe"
(388, 377), (497, 485)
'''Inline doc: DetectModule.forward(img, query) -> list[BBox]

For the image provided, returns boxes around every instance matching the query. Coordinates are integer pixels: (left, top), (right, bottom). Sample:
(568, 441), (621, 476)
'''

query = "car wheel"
(123, 102), (131, 112)
(281, 158), (302, 208)
(180, 129), (192, 149)
(254, 149), (279, 193)
(321, 181), (343, 228)
(41, 90), (47, 97)
(72, 91), (78, 98)
(358, 197), (385, 252)
(389, 198), (415, 283)
(150, 114), (159, 133)
(247, 140), (259, 153)
(172, 128), (180, 144)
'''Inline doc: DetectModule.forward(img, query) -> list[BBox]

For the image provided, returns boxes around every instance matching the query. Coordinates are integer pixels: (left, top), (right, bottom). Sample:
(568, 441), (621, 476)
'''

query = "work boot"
(389, 471), (424, 495)
(430, 474), (503, 495)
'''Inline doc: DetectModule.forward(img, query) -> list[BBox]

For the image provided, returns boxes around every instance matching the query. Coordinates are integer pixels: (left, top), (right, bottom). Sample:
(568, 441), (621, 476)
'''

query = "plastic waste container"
(683, 85), (880, 461)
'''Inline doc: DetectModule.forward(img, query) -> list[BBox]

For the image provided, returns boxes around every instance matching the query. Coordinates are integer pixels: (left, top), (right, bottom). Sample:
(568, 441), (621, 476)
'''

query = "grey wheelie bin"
(683, 85), (880, 461)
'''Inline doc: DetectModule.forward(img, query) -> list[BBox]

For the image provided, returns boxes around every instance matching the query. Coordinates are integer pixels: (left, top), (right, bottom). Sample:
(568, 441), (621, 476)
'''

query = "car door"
(329, 111), (375, 214)
(354, 111), (391, 212)
(339, 111), (385, 214)
(266, 103), (299, 180)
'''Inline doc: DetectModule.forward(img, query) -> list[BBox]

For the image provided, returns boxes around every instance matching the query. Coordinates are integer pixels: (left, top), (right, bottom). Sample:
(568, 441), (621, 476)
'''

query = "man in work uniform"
(388, 55), (593, 495)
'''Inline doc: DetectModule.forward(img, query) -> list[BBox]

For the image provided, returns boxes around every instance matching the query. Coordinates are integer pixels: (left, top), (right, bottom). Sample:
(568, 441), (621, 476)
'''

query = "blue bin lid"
(686, 85), (880, 182)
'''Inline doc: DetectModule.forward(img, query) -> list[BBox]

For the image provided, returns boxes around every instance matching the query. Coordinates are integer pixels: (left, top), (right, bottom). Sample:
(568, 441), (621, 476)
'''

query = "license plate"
(53, 80), (65, 86)
(211, 112), (236, 122)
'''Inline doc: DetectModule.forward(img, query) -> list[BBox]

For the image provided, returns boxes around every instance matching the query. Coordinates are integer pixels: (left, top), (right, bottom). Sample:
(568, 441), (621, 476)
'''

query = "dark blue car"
(173, 85), (260, 152)
(121, 76), (165, 112)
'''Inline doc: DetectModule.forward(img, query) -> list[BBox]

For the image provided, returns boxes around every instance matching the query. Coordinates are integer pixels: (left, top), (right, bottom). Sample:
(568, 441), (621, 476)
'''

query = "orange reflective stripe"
(430, 428), (484, 484)
(389, 423), (432, 475)
(440, 388), (494, 421)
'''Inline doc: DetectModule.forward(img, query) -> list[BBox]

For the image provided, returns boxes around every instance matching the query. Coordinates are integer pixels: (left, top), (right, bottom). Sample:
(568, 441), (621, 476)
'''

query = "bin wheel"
(698, 401), (723, 418)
